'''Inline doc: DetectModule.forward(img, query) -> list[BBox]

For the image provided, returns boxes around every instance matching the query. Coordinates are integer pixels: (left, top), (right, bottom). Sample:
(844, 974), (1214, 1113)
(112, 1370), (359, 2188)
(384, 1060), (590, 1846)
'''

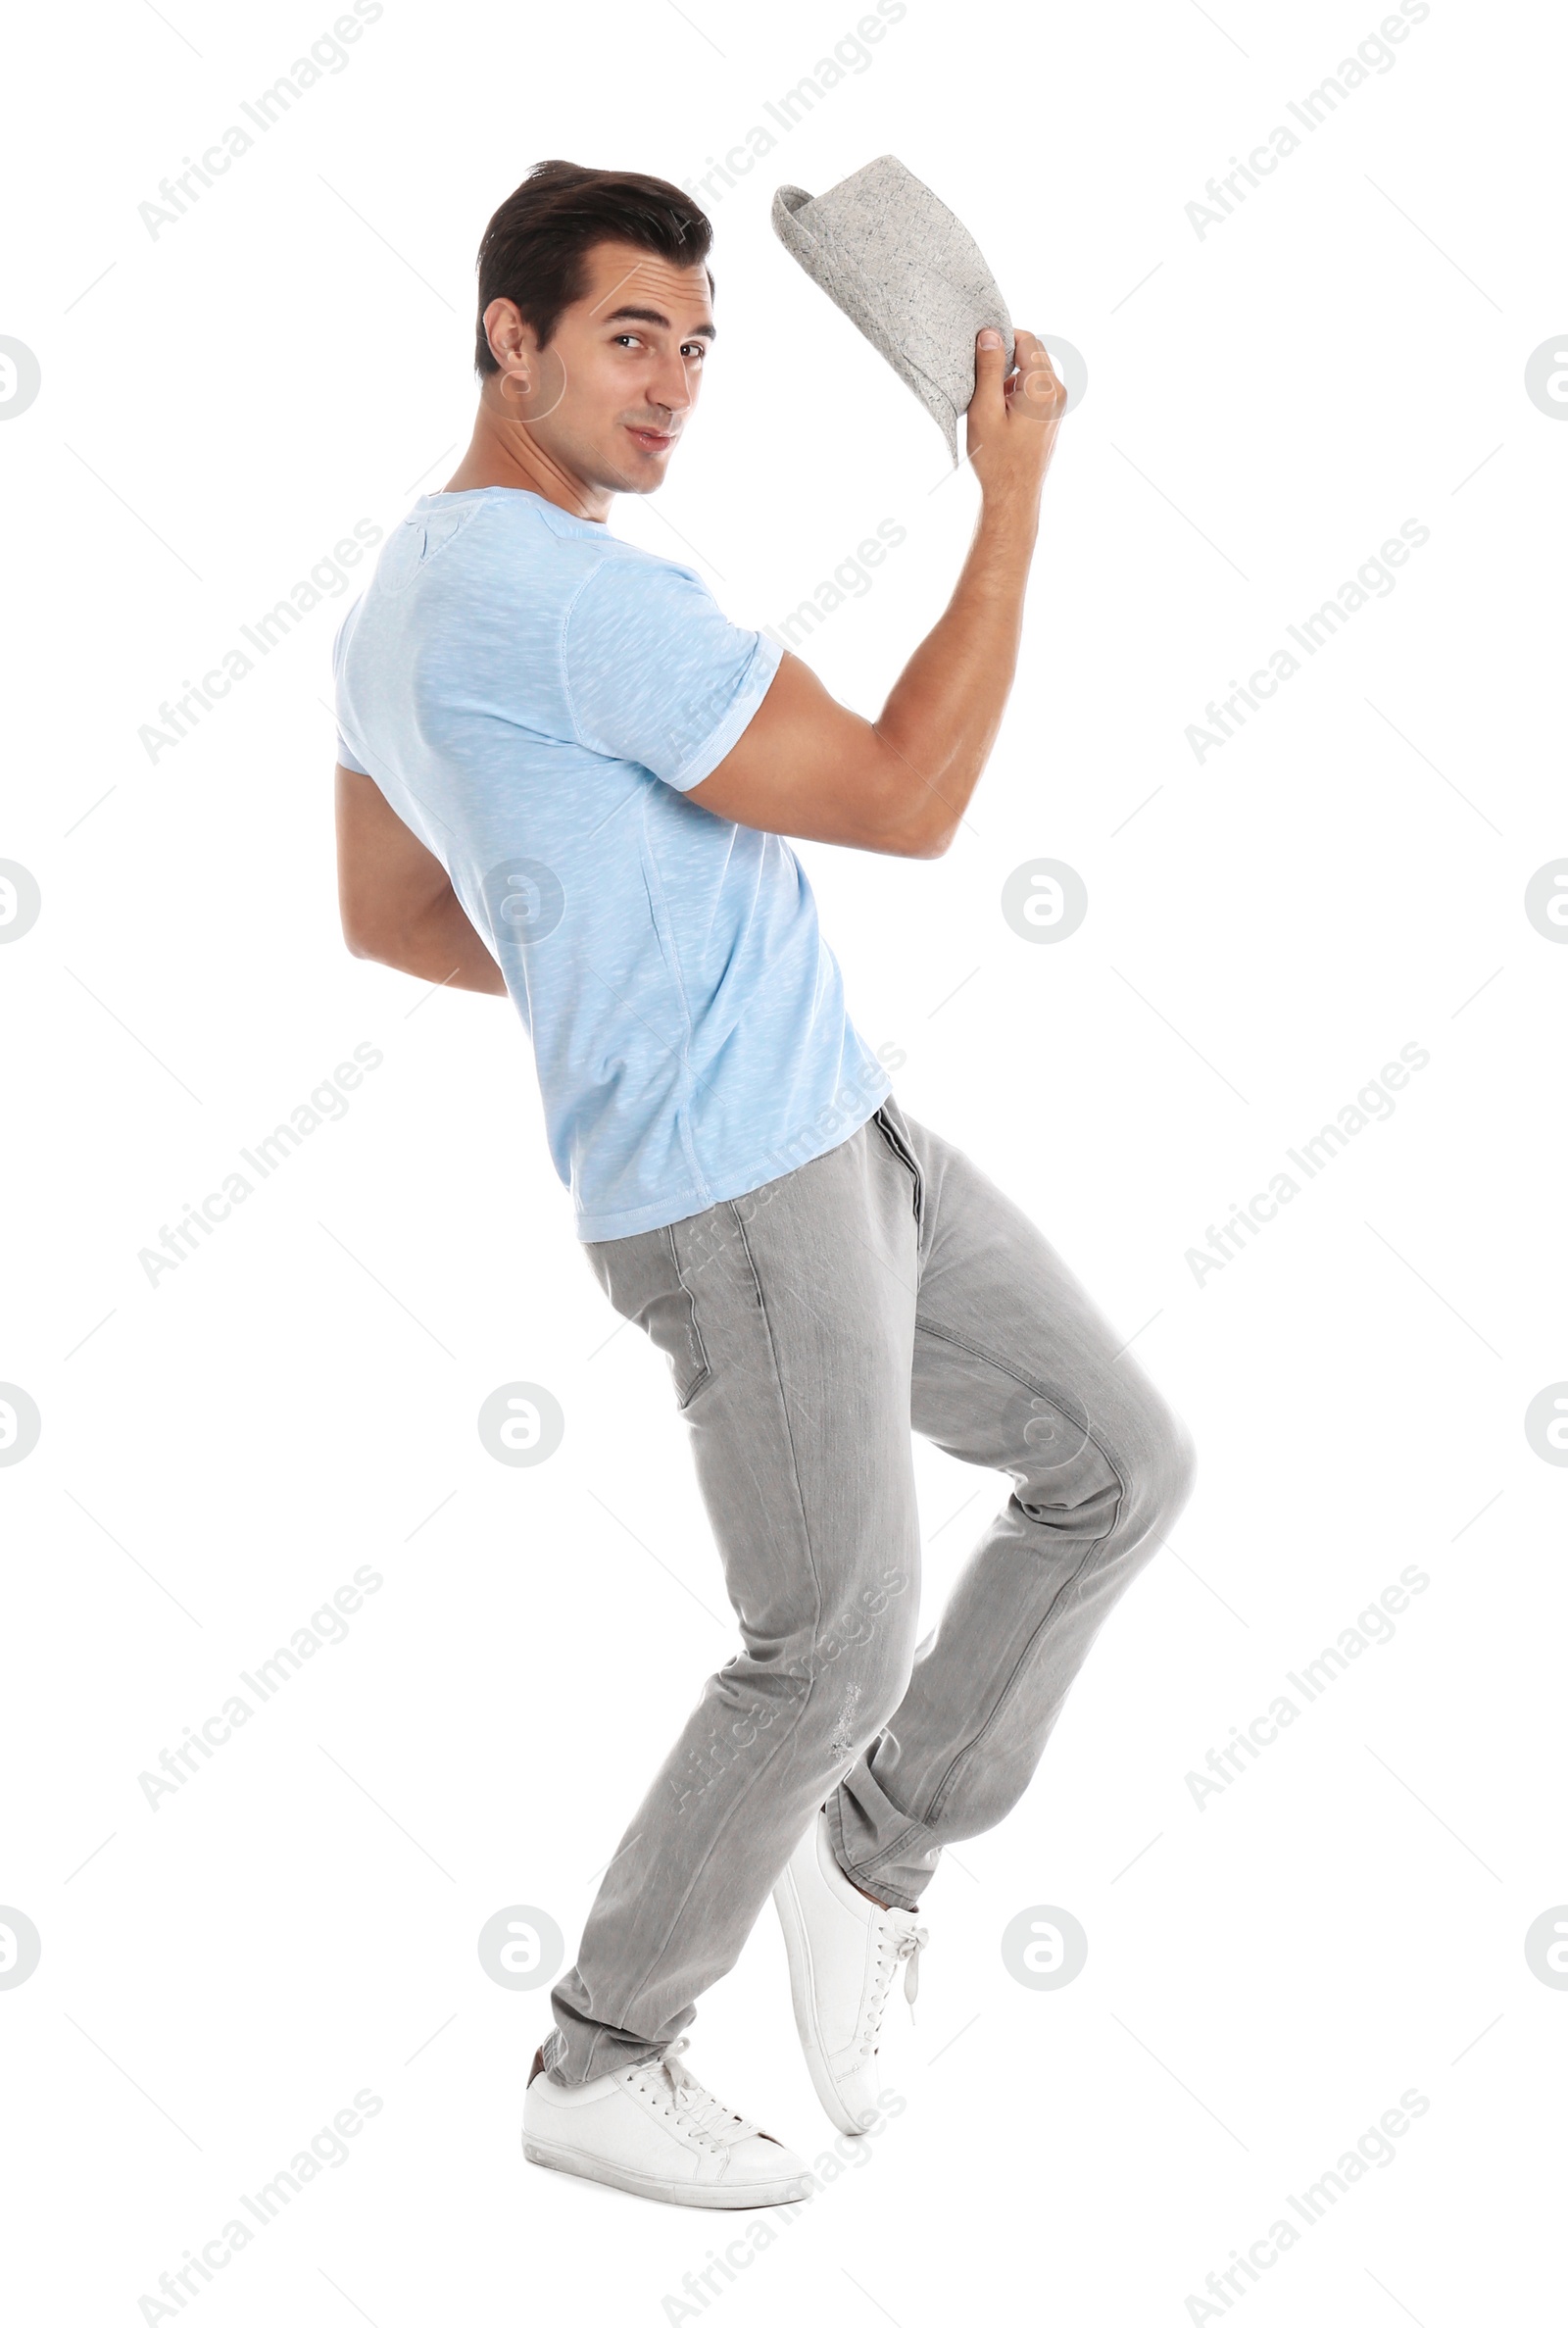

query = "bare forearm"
(874, 490), (1040, 854)
(354, 888), (507, 995)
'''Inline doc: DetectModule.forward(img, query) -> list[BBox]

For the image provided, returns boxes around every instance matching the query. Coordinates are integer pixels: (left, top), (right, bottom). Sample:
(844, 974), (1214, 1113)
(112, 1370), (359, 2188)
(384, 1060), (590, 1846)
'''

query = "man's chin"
(620, 425), (681, 474)
(605, 459), (671, 496)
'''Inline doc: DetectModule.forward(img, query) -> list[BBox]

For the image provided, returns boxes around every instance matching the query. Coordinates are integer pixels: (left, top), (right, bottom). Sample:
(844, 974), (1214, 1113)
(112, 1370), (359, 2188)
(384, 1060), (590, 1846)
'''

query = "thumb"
(969, 326), (1007, 417)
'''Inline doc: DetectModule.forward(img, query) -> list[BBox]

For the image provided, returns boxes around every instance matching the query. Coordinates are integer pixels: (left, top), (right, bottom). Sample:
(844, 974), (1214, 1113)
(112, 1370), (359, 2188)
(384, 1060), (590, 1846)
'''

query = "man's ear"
(482, 297), (534, 388)
(483, 302), (568, 426)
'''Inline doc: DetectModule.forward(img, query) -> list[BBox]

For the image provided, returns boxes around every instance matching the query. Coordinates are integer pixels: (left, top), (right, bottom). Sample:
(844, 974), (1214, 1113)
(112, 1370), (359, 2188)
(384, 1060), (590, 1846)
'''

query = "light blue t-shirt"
(332, 486), (890, 1241)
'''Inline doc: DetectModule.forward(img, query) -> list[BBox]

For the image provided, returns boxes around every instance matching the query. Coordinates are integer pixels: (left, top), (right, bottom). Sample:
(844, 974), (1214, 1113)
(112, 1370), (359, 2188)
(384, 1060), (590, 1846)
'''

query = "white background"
(3, 1), (1565, 2321)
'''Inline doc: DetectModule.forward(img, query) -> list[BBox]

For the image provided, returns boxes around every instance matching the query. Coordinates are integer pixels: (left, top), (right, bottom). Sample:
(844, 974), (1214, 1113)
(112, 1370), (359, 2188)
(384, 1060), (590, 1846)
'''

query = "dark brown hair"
(474, 161), (714, 375)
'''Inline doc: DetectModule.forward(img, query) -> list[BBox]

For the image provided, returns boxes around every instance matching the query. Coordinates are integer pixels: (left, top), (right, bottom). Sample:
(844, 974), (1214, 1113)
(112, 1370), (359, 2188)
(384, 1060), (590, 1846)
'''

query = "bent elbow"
(887, 814), (955, 861)
(339, 913), (379, 962)
(863, 749), (955, 861)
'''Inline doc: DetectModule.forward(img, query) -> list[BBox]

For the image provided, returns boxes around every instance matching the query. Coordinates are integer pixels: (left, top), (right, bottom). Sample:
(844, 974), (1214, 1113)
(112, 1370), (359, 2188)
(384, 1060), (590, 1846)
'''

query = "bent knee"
(1137, 1401), (1197, 1533)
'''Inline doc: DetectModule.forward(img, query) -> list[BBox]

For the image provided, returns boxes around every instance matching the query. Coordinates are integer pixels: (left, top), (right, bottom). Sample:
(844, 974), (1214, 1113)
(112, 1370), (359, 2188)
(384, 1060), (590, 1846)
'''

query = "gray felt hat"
(771, 154), (1014, 467)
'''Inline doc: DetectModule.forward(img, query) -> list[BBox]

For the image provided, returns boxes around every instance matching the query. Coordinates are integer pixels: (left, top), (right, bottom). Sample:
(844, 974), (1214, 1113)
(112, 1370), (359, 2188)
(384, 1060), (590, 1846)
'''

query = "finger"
(967, 326), (1009, 420)
(1010, 332), (1064, 413)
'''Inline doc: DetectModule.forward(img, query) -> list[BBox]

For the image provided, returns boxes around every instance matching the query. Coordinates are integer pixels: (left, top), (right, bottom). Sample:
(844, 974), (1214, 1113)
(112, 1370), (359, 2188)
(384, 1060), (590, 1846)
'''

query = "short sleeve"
(331, 608), (372, 772)
(562, 556), (783, 792)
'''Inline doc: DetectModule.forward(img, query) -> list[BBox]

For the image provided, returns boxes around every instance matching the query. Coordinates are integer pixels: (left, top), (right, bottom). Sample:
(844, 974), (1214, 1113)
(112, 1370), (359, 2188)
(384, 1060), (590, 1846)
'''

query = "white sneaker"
(522, 2037), (813, 2209)
(772, 1805), (928, 2137)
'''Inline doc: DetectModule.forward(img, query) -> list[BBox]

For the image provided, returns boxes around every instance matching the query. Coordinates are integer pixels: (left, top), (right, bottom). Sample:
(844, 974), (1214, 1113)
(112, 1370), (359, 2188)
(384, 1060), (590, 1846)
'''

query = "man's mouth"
(626, 424), (676, 453)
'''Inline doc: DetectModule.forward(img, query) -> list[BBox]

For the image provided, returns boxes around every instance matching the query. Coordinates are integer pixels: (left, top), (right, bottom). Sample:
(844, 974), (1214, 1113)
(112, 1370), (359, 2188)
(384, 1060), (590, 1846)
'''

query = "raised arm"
(685, 327), (1065, 860)
(334, 765), (507, 994)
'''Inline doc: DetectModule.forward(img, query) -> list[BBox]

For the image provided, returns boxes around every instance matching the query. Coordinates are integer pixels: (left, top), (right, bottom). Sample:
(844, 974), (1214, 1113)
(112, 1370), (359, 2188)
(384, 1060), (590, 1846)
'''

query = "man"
(333, 159), (1195, 2210)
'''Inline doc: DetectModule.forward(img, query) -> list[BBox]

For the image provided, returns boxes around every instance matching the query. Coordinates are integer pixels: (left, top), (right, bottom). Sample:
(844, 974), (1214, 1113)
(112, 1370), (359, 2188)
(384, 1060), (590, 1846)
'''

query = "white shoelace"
(858, 1918), (930, 2058)
(632, 2038), (758, 2155)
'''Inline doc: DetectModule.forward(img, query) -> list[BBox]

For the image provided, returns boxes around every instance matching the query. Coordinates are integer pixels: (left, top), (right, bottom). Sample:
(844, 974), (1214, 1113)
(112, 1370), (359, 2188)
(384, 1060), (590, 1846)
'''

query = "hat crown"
(771, 155), (1013, 463)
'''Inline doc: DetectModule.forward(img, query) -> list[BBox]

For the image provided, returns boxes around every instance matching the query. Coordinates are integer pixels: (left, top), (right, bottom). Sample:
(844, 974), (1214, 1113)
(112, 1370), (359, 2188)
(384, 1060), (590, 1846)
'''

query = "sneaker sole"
(522, 2133), (811, 2209)
(771, 1863), (881, 2139)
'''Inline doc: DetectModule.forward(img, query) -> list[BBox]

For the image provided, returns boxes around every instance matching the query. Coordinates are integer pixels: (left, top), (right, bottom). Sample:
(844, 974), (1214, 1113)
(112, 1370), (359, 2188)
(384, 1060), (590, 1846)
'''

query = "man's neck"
(443, 405), (611, 523)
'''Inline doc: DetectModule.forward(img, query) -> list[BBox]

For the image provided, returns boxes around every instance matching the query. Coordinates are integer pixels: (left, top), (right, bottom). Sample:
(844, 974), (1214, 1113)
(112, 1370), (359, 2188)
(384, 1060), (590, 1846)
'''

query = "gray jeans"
(542, 1097), (1195, 2086)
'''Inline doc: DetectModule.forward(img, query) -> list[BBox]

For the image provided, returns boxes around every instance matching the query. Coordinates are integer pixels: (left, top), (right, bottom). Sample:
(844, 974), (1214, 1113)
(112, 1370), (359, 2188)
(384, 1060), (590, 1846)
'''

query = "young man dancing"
(333, 160), (1195, 2209)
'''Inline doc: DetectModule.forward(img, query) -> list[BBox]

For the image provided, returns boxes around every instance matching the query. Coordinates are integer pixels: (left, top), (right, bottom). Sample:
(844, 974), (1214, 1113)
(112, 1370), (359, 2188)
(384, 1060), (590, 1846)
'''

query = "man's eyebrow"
(602, 305), (716, 341)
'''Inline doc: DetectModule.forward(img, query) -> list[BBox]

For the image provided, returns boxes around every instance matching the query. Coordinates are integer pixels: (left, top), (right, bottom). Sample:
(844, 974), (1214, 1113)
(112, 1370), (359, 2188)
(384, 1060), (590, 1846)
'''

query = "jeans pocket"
(871, 1103), (924, 1230)
(658, 1226), (711, 1409)
(586, 1221), (711, 1410)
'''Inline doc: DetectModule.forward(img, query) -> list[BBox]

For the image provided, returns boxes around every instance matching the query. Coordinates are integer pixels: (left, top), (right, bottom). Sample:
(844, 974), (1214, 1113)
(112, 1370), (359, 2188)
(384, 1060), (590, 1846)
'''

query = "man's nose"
(651, 353), (695, 415)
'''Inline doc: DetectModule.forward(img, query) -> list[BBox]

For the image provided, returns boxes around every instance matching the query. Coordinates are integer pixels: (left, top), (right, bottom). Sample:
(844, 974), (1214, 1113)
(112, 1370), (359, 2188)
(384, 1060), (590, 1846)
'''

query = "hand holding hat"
(771, 154), (1016, 467)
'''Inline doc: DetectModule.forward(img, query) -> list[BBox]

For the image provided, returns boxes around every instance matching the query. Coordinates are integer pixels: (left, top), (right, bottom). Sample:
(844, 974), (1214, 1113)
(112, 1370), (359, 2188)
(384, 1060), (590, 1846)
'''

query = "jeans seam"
(833, 1798), (931, 1900)
(909, 1318), (1130, 1826)
(913, 1317), (1107, 1438)
(577, 1199), (829, 2058)
(664, 1220), (711, 1409)
(923, 1505), (1127, 1824)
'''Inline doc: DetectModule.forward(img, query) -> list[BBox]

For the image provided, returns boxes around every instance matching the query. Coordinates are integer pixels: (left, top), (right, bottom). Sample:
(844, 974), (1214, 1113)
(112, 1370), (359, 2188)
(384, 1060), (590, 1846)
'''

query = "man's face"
(485, 239), (713, 497)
